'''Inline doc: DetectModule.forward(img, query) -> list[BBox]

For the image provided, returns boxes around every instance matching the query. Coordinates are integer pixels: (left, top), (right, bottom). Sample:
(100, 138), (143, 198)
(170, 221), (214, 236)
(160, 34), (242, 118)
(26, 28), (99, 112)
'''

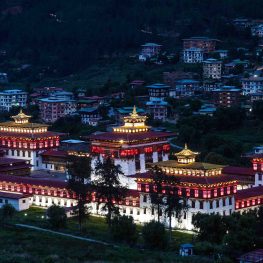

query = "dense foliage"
(142, 220), (168, 249)
(46, 205), (67, 229)
(110, 215), (138, 245)
(193, 207), (263, 259)
(0, 0), (263, 78)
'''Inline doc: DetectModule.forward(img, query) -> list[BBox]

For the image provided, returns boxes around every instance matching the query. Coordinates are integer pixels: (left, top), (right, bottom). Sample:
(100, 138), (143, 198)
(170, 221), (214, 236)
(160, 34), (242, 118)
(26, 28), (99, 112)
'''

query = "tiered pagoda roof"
(113, 106), (150, 133)
(0, 109), (62, 138)
(88, 106), (175, 144)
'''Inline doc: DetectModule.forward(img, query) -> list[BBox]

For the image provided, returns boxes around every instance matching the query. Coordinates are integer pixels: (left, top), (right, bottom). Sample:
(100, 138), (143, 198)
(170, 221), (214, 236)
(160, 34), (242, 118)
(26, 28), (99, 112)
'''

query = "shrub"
(46, 205), (67, 229)
(142, 221), (167, 249)
(0, 204), (16, 222)
(110, 215), (138, 245)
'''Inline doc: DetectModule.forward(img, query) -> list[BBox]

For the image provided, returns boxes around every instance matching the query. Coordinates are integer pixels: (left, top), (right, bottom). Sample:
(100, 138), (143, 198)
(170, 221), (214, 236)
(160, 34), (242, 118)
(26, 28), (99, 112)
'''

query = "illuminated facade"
(89, 106), (172, 189)
(0, 110), (61, 170)
(134, 145), (237, 229)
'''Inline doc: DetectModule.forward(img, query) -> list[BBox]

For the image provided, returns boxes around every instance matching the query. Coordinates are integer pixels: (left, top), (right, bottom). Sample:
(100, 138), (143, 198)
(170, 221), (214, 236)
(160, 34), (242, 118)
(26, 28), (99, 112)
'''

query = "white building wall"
(254, 172), (263, 186)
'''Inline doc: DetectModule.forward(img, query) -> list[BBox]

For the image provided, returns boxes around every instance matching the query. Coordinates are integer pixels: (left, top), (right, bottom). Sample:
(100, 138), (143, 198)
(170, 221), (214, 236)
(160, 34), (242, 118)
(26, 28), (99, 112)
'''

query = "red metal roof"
(88, 131), (175, 142)
(223, 166), (255, 176)
(0, 131), (62, 138)
(235, 186), (263, 200)
(131, 173), (237, 185)
(0, 174), (67, 188)
(41, 150), (68, 157)
(0, 158), (29, 165)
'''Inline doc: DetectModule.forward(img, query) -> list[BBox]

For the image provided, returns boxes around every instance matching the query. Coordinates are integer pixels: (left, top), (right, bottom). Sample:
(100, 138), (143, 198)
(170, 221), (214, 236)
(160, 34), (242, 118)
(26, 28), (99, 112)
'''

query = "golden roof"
(11, 109), (32, 123)
(123, 106), (147, 123)
(175, 144), (199, 157)
(113, 105), (150, 133)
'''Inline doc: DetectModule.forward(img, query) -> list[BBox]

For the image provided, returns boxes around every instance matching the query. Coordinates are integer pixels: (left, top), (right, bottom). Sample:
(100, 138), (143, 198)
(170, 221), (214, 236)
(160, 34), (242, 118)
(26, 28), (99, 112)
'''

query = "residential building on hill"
(183, 48), (204, 63)
(183, 37), (218, 52)
(38, 97), (77, 123)
(139, 43), (162, 61)
(203, 59), (222, 79)
(213, 86), (241, 108)
(0, 89), (28, 112)
(241, 77), (263, 95)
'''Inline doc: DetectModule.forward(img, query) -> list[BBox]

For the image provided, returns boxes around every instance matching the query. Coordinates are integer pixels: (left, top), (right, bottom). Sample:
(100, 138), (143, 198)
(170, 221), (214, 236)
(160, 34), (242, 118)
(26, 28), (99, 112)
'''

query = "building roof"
(79, 107), (98, 113)
(222, 166), (255, 177)
(41, 150), (68, 158)
(203, 58), (222, 64)
(154, 160), (224, 171)
(183, 37), (219, 41)
(146, 83), (170, 89)
(61, 139), (85, 144)
(183, 47), (204, 52)
(38, 97), (75, 103)
(132, 173), (236, 185)
(238, 249), (263, 263)
(0, 174), (67, 188)
(213, 86), (241, 92)
(175, 79), (200, 84)
(0, 131), (61, 138)
(88, 131), (175, 142)
(0, 191), (31, 199)
(175, 144), (199, 158)
(141, 43), (162, 47)
(235, 186), (263, 201)
(146, 100), (168, 106)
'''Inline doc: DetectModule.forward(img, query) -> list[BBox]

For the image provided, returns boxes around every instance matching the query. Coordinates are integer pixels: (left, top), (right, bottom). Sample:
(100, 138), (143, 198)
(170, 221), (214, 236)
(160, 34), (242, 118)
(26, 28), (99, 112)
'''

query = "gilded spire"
(130, 105), (138, 118)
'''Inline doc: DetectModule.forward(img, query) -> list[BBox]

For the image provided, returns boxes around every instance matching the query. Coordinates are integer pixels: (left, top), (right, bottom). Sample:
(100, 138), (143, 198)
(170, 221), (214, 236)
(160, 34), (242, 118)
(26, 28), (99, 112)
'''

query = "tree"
(204, 152), (228, 165)
(93, 157), (127, 227)
(253, 101), (263, 121)
(192, 213), (227, 244)
(0, 204), (16, 223)
(67, 155), (92, 231)
(110, 215), (138, 245)
(46, 205), (67, 229)
(142, 221), (168, 249)
(164, 191), (189, 243)
(149, 166), (167, 223)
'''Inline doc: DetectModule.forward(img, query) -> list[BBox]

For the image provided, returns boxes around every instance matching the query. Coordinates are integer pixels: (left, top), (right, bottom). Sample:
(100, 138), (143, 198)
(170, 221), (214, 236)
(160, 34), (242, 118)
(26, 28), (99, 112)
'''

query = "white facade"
(254, 173), (263, 186)
(242, 77), (263, 95)
(183, 48), (204, 64)
(5, 149), (48, 171)
(0, 192), (30, 211)
(91, 142), (169, 190)
(203, 59), (222, 79)
(0, 89), (28, 112)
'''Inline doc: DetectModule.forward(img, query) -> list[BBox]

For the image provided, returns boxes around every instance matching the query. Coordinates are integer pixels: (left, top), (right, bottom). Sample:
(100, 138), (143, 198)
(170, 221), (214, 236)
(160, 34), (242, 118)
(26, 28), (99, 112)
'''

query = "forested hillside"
(0, 0), (263, 76)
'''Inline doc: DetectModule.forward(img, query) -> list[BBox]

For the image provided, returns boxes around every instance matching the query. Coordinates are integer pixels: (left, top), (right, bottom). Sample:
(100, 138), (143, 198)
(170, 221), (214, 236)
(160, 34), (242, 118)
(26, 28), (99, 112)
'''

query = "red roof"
(126, 189), (140, 198)
(0, 174), (67, 189)
(223, 166), (255, 176)
(0, 158), (29, 165)
(131, 173), (237, 185)
(41, 150), (68, 157)
(88, 131), (175, 142)
(0, 131), (62, 139)
(235, 186), (263, 200)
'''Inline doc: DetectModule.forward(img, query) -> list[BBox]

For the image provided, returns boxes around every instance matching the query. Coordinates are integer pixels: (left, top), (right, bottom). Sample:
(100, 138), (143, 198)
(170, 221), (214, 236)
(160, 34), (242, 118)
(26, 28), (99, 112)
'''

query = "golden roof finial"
(130, 105), (138, 118)
(184, 143), (188, 149)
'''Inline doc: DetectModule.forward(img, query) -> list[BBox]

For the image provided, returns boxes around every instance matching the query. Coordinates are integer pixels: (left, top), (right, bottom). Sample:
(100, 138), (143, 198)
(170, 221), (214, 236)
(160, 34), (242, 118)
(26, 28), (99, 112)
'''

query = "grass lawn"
(1, 207), (209, 262)
(0, 225), (212, 263)
(12, 207), (194, 248)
